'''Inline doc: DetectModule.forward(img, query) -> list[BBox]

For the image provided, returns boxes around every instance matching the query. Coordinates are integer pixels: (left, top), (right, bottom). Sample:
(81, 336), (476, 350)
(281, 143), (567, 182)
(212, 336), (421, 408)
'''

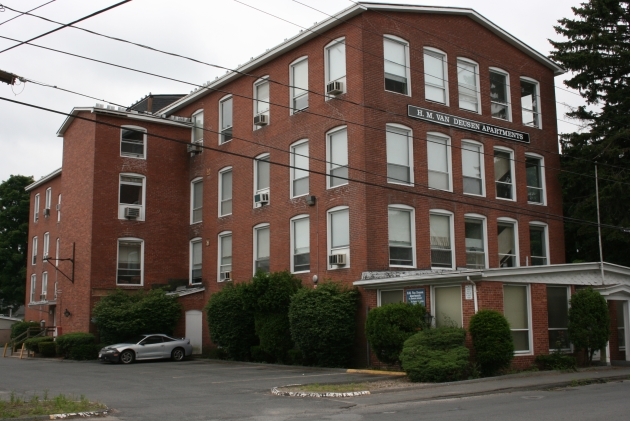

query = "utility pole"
(595, 163), (605, 284)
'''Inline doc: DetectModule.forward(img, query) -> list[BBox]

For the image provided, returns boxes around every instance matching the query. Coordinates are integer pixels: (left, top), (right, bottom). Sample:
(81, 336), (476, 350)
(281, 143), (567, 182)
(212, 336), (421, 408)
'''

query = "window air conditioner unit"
(253, 114), (268, 126)
(254, 192), (270, 205)
(326, 81), (344, 96)
(56, 204), (61, 211)
(124, 207), (140, 219)
(43, 254), (49, 261)
(220, 271), (232, 282)
(43, 208), (50, 217)
(329, 253), (347, 266)
(187, 143), (202, 154)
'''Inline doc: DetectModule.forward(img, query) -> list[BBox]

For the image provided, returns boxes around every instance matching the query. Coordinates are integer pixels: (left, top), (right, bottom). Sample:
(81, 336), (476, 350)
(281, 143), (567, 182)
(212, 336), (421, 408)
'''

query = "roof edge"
(25, 168), (62, 192)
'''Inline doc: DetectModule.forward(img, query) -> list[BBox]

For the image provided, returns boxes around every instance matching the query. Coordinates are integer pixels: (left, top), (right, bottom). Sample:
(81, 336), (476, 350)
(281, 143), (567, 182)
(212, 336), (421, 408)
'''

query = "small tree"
(568, 287), (610, 363)
(468, 310), (514, 376)
(365, 303), (426, 365)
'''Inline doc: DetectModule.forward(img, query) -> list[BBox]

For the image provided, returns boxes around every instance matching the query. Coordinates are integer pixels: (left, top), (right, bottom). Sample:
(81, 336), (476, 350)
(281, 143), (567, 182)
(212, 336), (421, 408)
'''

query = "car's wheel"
(120, 350), (135, 364)
(171, 347), (185, 362)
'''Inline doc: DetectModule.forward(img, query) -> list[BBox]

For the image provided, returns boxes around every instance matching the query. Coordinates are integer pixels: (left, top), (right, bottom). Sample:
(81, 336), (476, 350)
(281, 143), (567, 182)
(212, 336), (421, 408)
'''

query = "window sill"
(218, 213), (232, 218)
(458, 107), (481, 115)
(527, 201), (546, 206)
(463, 192), (486, 198)
(219, 139), (232, 145)
(291, 107), (309, 116)
(495, 197), (516, 202)
(491, 115), (512, 123)
(424, 99), (449, 107)
(387, 180), (414, 187)
(190, 221), (202, 225)
(291, 270), (310, 275)
(428, 187), (453, 193)
(326, 183), (349, 190)
(384, 89), (411, 97)
(120, 154), (146, 160)
(389, 265), (416, 269)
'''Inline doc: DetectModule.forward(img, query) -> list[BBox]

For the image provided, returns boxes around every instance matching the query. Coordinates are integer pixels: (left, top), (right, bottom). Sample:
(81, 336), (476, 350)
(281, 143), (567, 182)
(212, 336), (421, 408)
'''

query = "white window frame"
(327, 205), (350, 270)
(118, 173), (146, 221)
(191, 109), (204, 144)
(253, 76), (270, 130)
(45, 187), (52, 212)
(190, 237), (202, 285)
(497, 217), (520, 268)
(43, 232), (50, 260)
(489, 67), (512, 122)
(388, 204), (416, 268)
(431, 284), (463, 328)
(528, 222), (550, 266)
(427, 132), (453, 192)
(57, 194), (61, 222)
(32, 236), (37, 265)
(290, 139), (309, 198)
(190, 177), (203, 224)
(34, 193), (40, 222)
(461, 140), (485, 197)
(218, 94), (233, 144)
(324, 37), (347, 98)
(290, 214), (310, 274)
(378, 289), (405, 306)
(429, 209), (455, 270)
(30, 274), (36, 303)
(120, 125), (147, 159)
(289, 56), (309, 114)
(525, 153), (547, 205)
(386, 124), (414, 186)
(253, 223), (271, 275)
(503, 284), (533, 355)
(55, 238), (60, 283)
(456, 57), (481, 114)
(254, 153), (271, 208)
(116, 237), (144, 286)
(423, 47), (449, 106)
(520, 76), (542, 129)
(41, 271), (48, 301)
(464, 213), (488, 269)
(218, 231), (233, 281)
(218, 167), (233, 217)
(383, 34), (411, 96)
(326, 126), (349, 189)
(494, 146), (516, 202)
(547, 285), (571, 352)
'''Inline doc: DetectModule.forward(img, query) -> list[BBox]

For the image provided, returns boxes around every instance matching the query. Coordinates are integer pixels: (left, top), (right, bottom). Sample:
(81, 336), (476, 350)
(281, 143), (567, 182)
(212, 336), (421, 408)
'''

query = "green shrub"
(38, 341), (57, 357)
(10, 321), (40, 339)
(287, 348), (303, 366)
(92, 289), (182, 345)
(568, 287), (610, 363)
(535, 353), (577, 371)
(400, 327), (470, 383)
(365, 303), (426, 365)
(205, 283), (257, 361)
(55, 333), (96, 359)
(24, 336), (54, 352)
(69, 344), (99, 360)
(289, 282), (359, 367)
(468, 310), (514, 376)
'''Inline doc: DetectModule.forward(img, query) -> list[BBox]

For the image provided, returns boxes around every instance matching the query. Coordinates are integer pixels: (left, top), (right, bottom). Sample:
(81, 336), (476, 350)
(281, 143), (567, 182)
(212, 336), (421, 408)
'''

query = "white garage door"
(185, 310), (203, 354)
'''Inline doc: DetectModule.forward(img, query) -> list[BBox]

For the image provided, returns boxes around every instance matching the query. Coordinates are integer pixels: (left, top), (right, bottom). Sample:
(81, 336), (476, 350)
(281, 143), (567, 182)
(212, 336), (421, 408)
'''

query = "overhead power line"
(0, 0), (55, 27)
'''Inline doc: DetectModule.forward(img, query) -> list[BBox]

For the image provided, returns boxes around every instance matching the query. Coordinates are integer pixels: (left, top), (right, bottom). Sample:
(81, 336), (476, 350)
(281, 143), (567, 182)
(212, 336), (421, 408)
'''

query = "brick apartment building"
(24, 3), (629, 366)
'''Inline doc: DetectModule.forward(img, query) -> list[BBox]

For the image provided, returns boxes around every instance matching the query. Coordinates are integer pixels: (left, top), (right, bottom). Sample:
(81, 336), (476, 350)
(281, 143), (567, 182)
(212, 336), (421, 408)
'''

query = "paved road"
(0, 357), (628, 420)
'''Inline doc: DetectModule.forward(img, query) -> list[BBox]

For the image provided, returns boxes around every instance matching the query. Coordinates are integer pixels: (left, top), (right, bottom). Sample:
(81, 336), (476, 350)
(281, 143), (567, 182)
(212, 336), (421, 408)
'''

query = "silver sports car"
(98, 334), (193, 364)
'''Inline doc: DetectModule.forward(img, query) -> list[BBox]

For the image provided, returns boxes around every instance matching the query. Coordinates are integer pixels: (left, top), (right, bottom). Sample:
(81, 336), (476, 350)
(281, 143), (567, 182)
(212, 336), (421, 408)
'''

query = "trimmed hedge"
(38, 341), (57, 358)
(24, 336), (54, 353)
(365, 303), (426, 365)
(400, 327), (470, 383)
(535, 353), (577, 371)
(289, 283), (359, 367)
(468, 310), (514, 376)
(10, 321), (40, 339)
(55, 333), (97, 360)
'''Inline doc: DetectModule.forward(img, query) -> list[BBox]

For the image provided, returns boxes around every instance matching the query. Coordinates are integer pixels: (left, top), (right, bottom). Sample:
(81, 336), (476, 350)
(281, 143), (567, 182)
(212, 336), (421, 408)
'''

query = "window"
(328, 206), (350, 269)
(291, 216), (310, 273)
(388, 206), (415, 267)
(34, 193), (40, 222)
(43, 232), (49, 259)
(327, 127), (348, 188)
(457, 58), (480, 112)
(32, 236), (37, 265)
(45, 187), (52, 211)
(427, 134), (451, 191)
(521, 78), (540, 128)
(120, 126), (146, 158)
(380, 289), (404, 306)
(254, 154), (270, 207)
(465, 216), (486, 269)
(494, 149), (514, 200)
(498, 220), (518, 267)
(462, 141), (484, 196)
(219, 96), (233, 144)
(526, 155), (545, 204)
(55, 238), (60, 282)
(118, 174), (145, 220)
(504, 284), (531, 353)
(30, 274), (36, 303)
(489, 68), (511, 120)
(386, 125), (413, 185)
(547, 286), (570, 350)
(290, 57), (309, 112)
(325, 38), (346, 95)
(57, 194), (61, 222)
(191, 111), (204, 145)
(190, 178), (203, 224)
(384, 36), (410, 95)
(117, 239), (143, 285)
(254, 224), (270, 274)
(529, 223), (548, 266)
(290, 140), (309, 197)
(434, 286), (462, 327)
(430, 212), (453, 269)
(218, 232), (232, 280)
(424, 48), (448, 104)
(190, 238), (202, 284)
(219, 168), (232, 216)
(41, 272), (48, 300)
(254, 78), (270, 127)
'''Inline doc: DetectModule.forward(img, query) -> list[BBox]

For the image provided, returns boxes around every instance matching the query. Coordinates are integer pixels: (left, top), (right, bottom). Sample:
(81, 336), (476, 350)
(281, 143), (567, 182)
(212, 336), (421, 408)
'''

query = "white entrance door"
(185, 310), (203, 354)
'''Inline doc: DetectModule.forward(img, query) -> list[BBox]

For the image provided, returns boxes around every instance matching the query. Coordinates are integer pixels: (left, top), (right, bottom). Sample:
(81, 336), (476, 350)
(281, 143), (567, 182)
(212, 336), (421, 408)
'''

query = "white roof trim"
(0, 315), (22, 322)
(158, 2), (563, 116)
(25, 168), (62, 192)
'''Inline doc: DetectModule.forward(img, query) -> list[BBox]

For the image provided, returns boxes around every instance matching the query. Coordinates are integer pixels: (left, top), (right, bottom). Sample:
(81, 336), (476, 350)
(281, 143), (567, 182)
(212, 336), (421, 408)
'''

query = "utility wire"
(2, 95), (627, 232)
(0, 0), (55, 26)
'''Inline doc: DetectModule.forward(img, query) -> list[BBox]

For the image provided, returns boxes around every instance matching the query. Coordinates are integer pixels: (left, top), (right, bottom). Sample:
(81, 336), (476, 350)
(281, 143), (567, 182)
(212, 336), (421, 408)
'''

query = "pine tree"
(549, 0), (630, 265)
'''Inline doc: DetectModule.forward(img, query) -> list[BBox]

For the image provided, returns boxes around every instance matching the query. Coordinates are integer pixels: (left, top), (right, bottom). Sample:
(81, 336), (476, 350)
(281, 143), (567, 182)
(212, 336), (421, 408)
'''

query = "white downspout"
(467, 276), (478, 314)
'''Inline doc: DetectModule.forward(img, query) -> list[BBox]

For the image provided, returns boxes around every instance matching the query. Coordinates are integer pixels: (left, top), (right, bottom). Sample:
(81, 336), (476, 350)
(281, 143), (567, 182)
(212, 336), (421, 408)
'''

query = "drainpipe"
(467, 276), (478, 314)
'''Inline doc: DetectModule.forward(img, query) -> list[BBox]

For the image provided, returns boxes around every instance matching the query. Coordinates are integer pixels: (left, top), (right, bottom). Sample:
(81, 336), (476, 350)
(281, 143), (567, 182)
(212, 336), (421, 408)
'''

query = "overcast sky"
(0, 0), (588, 183)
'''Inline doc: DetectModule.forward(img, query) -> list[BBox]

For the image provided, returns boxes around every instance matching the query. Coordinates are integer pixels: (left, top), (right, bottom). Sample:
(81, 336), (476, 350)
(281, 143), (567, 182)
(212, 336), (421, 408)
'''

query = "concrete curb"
(2, 408), (109, 420)
(271, 386), (370, 398)
(346, 369), (406, 376)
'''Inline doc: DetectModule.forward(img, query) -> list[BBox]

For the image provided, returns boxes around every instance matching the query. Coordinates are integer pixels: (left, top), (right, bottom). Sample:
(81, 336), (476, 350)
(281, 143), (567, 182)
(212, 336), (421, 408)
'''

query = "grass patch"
(0, 391), (105, 419)
(290, 383), (370, 393)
